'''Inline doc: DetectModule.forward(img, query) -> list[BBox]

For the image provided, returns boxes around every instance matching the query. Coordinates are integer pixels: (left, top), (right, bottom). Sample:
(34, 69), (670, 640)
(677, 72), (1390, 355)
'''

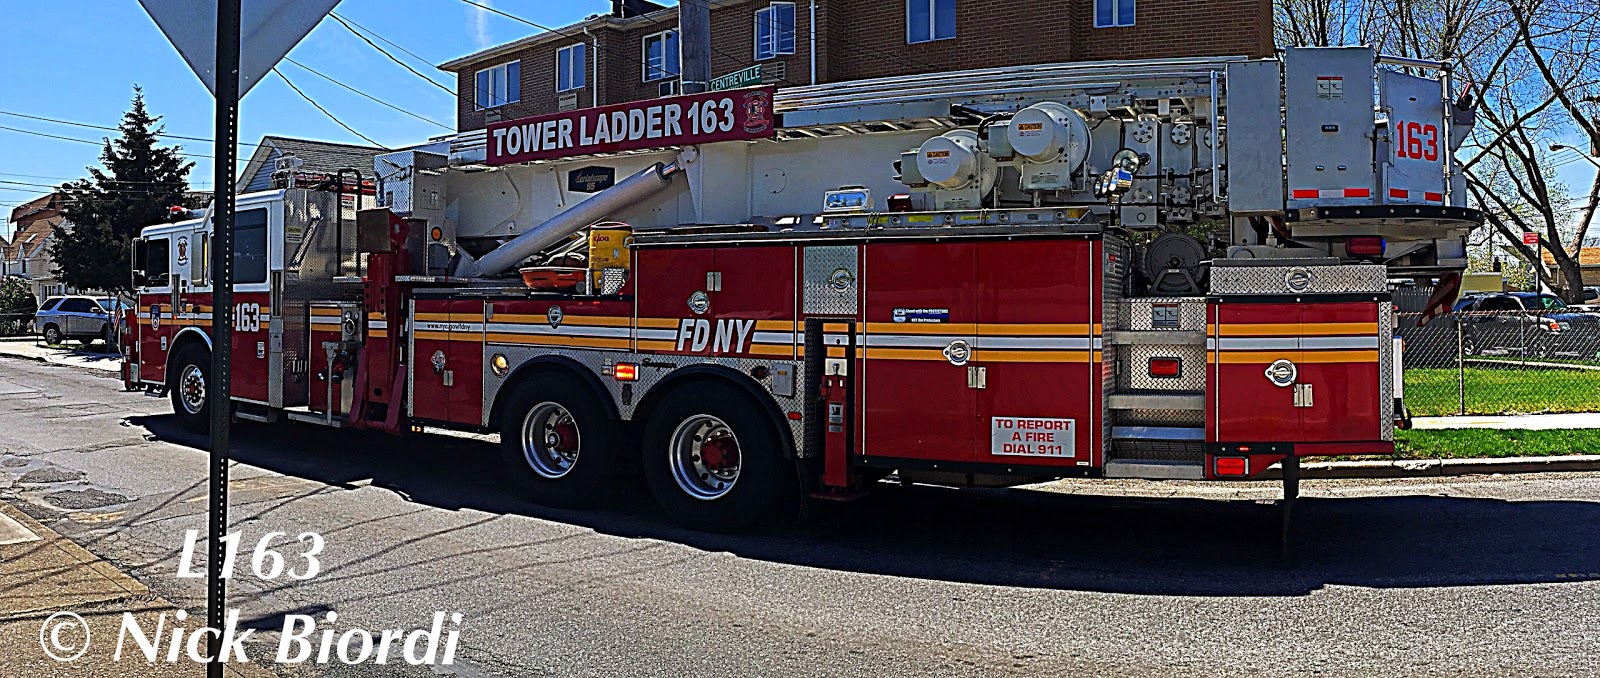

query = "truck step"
(1110, 425), (1205, 441)
(1107, 391), (1205, 410)
(1103, 459), (1205, 480)
(284, 408), (348, 428)
(1102, 330), (1207, 346)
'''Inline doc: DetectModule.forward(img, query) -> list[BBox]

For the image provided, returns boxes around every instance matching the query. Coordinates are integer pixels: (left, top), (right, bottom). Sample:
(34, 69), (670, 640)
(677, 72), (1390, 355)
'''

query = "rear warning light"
(1148, 357), (1181, 378)
(613, 363), (638, 381)
(1213, 457), (1249, 477)
(1346, 236), (1385, 257)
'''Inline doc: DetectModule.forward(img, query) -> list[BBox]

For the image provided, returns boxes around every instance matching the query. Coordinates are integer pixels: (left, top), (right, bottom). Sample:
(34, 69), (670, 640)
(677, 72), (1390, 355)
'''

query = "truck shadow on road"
(132, 414), (1600, 597)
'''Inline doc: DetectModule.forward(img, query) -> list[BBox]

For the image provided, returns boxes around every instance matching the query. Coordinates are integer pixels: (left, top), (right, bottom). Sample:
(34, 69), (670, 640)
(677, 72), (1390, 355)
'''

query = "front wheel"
(42, 324), (61, 346)
(168, 346), (211, 433)
(642, 381), (797, 531)
(498, 373), (624, 507)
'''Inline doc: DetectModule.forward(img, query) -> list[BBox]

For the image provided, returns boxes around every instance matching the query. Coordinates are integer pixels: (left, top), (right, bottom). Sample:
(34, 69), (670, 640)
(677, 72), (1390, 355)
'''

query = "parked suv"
(1452, 292), (1600, 358)
(34, 296), (122, 347)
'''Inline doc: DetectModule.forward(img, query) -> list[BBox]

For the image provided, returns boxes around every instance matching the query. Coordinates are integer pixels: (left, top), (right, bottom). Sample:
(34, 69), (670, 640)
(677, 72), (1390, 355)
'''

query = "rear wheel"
(642, 381), (796, 531)
(168, 346), (211, 433)
(498, 373), (623, 507)
(42, 324), (61, 345)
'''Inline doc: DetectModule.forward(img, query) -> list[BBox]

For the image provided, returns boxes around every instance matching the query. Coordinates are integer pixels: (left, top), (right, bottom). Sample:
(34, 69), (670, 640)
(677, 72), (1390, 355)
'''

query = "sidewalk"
(0, 502), (271, 677)
(1412, 412), (1600, 430)
(0, 337), (121, 373)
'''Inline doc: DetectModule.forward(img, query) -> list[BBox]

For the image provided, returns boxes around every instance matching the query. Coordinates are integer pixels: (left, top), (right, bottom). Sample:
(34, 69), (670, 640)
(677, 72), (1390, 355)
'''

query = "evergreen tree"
(51, 86), (194, 296)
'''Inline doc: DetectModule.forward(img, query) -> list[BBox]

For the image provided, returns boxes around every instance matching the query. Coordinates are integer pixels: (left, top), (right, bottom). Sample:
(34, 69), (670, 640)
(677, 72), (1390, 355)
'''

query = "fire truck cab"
(123, 47), (1477, 532)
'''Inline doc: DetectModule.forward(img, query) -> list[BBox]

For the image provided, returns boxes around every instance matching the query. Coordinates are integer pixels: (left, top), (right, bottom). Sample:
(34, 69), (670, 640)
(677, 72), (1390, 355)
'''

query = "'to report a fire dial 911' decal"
(991, 417), (1075, 457)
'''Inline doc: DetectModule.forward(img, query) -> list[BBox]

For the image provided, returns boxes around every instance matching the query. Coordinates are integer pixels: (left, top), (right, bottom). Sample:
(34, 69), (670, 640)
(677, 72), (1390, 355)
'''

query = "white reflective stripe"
(369, 320), (389, 329)
(636, 328), (678, 341)
(751, 331), (796, 344)
(861, 334), (963, 348)
(1214, 336), (1380, 351)
(977, 336), (1096, 350)
(1304, 336), (1380, 350)
(484, 322), (630, 338)
(822, 334), (853, 346)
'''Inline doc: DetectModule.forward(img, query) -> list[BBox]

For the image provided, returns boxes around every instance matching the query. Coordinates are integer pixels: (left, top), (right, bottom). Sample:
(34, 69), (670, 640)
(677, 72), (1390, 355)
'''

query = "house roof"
(1, 216), (64, 260)
(235, 136), (385, 193)
(1542, 246), (1600, 267)
(7, 192), (66, 227)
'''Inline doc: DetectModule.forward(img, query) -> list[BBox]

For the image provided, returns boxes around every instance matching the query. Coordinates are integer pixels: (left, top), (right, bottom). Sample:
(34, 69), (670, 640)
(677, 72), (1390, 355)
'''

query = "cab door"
(137, 236), (174, 384)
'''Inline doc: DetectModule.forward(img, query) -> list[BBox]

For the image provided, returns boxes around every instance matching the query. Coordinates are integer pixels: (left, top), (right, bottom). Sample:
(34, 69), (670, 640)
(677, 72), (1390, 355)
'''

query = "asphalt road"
(3, 355), (1599, 677)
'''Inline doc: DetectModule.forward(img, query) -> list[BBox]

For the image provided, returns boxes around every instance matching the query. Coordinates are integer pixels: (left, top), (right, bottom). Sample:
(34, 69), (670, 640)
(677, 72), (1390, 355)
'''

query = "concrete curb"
(1258, 454), (1600, 479)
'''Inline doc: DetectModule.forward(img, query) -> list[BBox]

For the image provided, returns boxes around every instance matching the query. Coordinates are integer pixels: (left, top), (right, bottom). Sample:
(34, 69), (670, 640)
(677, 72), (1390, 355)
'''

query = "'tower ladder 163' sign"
(486, 86), (779, 165)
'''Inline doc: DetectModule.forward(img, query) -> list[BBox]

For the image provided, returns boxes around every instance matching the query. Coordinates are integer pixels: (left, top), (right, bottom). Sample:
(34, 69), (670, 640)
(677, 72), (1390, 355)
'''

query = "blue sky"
(0, 0), (638, 239)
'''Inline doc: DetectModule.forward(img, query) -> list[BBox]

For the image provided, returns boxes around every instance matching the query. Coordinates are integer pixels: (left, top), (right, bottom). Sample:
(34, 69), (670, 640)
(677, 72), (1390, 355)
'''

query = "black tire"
(642, 380), (797, 532)
(42, 324), (61, 345)
(168, 345), (211, 433)
(1461, 332), (1481, 357)
(498, 372), (624, 507)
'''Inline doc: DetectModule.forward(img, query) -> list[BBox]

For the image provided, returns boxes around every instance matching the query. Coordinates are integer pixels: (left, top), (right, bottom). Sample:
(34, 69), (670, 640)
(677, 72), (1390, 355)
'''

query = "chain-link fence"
(1396, 287), (1600, 416)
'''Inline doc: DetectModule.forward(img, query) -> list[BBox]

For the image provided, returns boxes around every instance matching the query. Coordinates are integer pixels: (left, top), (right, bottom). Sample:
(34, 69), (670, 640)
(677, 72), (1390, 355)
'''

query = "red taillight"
(1148, 357), (1181, 378)
(1213, 456), (1249, 477)
(1346, 236), (1385, 257)
(613, 363), (638, 381)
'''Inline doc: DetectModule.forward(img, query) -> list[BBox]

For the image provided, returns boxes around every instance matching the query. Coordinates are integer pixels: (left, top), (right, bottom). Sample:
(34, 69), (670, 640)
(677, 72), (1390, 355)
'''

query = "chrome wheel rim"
(179, 364), (206, 415)
(668, 414), (740, 501)
(44, 327), (59, 344)
(521, 402), (580, 479)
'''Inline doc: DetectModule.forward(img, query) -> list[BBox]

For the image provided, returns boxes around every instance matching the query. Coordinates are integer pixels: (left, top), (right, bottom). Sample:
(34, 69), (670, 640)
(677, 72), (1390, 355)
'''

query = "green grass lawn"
(1395, 428), (1600, 459)
(1404, 367), (1600, 416)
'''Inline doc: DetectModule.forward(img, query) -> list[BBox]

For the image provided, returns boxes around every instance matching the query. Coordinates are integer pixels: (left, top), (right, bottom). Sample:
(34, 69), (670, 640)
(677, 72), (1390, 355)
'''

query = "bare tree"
(1276, 0), (1600, 300)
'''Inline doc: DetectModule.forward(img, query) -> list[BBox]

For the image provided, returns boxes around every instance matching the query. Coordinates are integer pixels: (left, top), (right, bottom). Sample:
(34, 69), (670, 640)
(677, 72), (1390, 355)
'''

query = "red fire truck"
(122, 48), (1480, 531)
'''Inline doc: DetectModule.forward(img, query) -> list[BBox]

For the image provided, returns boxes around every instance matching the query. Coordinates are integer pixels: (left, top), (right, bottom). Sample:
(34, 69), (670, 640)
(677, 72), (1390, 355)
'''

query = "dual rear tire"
(499, 376), (794, 531)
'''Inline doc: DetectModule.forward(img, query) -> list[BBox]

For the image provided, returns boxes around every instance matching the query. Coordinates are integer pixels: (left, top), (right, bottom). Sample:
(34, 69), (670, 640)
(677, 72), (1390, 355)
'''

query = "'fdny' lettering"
(674, 318), (755, 354)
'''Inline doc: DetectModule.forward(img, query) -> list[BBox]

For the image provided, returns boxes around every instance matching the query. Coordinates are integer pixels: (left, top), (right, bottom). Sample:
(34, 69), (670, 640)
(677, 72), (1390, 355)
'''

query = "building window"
(1095, 0), (1135, 28)
(474, 61), (521, 110)
(755, 2), (797, 60)
(556, 43), (586, 93)
(643, 29), (680, 82)
(907, 0), (955, 44)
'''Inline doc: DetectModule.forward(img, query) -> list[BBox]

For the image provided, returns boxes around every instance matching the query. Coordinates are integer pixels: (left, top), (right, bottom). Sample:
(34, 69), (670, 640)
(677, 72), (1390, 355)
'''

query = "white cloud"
(469, 0), (493, 49)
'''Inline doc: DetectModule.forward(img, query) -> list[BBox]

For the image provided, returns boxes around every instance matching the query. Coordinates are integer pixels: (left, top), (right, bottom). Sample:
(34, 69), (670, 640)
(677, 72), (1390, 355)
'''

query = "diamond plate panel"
(803, 245), (859, 315)
(1121, 344), (1207, 391)
(1111, 439), (1205, 461)
(1210, 264), (1387, 295)
(1117, 297), (1207, 331)
(1115, 408), (1206, 427)
(1380, 301), (1395, 441)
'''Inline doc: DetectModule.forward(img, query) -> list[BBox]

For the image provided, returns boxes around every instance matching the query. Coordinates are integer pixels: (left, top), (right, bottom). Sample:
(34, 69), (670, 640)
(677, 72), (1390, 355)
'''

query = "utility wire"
(281, 57), (453, 129)
(0, 123), (251, 164)
(271, 67), (391, 150)
(327, 13), (455, 94)
(0, 110), (261, 147)
(328, 12), (444, 74)
(0, 170), (212, 187)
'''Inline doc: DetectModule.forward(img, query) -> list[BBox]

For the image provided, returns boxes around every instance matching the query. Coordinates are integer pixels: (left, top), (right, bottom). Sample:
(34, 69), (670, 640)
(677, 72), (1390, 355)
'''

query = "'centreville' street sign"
(486, 86), (778, 165)
(710, 64), (762, 91)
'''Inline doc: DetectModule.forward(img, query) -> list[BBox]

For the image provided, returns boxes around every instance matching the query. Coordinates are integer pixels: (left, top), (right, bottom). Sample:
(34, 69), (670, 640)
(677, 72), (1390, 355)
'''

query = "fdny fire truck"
(122, 47), (1479, 531)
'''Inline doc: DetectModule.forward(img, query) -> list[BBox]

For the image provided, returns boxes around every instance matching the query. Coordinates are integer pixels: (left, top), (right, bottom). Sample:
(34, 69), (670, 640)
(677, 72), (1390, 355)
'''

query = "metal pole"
(207, 0), (240, 674)
(679, 0), (710, 94)
(1456, 315), (1465, 415)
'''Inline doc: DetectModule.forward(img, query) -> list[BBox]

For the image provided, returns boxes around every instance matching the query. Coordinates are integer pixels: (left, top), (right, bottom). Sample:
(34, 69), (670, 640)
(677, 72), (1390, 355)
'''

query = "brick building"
(441, 0), (1273, 132)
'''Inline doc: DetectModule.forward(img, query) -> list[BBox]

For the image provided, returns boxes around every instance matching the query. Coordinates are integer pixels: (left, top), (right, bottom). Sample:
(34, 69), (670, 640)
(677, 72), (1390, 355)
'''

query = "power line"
(280, 57), (453, 130)
(328, 12), (444, 75)
(0, 110), (262, 147)
(271, 67), (391, 150)
(327, 13), (455, 94)
(0, 123), (251, 164)
(0, 170), (212, 187)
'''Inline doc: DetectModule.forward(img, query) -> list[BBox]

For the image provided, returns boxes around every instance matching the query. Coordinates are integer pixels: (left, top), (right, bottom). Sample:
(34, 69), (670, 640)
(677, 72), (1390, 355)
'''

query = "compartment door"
(1295, 302), (1384, 441)
(975, 239), (1095, 467)
(410, 301), (454, 422)
(860, 242), (977, 462)
(1209, 302), (1305, 442)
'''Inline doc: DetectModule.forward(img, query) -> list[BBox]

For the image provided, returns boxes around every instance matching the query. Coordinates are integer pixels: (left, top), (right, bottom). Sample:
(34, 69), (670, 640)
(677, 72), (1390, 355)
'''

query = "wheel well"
(164, 331), (211, 384)
(632, 366), (796, 459)
(488, 356), (620, 431)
